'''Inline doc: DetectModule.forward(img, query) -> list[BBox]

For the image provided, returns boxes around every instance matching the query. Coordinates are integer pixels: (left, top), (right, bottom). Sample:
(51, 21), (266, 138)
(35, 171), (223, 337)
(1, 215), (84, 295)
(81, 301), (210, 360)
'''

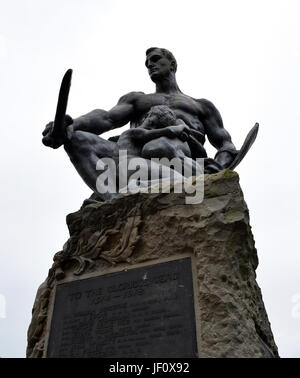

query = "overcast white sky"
(0, 0), (300, 357)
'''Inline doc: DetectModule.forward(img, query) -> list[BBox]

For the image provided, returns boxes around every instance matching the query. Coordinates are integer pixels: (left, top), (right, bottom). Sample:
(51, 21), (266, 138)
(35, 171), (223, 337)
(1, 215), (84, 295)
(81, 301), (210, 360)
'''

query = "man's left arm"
(198, 99), (238, 168)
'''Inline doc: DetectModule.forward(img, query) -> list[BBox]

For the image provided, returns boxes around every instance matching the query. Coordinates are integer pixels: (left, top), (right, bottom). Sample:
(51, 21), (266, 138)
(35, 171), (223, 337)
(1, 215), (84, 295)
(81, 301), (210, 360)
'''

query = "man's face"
(145, 50), (174, 82)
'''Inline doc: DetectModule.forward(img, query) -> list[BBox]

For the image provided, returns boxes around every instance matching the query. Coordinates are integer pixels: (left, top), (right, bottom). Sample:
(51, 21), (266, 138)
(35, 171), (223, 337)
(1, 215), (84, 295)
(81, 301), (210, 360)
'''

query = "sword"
(52, 69), (73, 142)
(42, 69), (73, 148)
(227, 123), (259, 170)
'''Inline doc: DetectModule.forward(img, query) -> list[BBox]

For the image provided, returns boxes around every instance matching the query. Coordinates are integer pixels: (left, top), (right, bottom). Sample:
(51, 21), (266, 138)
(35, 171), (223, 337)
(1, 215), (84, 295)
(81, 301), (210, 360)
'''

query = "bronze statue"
(42, 47), (258, 200)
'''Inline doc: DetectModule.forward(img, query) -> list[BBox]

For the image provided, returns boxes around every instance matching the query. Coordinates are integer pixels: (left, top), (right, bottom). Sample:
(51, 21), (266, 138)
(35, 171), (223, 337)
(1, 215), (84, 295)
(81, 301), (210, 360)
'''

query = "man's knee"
(65, 129), (117, 157)
(142, 137), (175, 159)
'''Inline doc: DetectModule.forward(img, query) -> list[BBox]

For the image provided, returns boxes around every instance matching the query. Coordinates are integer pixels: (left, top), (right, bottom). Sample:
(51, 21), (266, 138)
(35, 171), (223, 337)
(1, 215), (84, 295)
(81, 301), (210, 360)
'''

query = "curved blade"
(228, 123), (259, 170)
(52, 69), (72, 140)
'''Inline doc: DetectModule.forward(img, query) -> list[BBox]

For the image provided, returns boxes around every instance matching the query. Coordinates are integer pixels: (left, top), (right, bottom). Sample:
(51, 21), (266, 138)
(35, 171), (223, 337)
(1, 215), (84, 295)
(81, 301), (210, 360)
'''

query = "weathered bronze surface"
(42, 48), (258, 201)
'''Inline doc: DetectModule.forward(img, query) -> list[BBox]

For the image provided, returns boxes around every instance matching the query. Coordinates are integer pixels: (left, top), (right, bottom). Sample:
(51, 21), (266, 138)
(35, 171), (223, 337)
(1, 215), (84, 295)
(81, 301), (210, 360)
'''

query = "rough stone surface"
(26, 170), (279, 358)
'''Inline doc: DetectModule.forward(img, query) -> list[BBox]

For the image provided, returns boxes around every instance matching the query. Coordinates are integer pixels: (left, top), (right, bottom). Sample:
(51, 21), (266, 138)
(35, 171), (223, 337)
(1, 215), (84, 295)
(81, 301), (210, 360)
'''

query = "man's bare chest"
(135, 93), (200, 117)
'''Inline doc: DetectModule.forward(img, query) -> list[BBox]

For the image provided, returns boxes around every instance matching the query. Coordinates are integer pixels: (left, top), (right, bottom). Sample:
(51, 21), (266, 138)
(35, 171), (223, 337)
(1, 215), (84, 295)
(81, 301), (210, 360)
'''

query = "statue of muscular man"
(42, 47), (256, 201)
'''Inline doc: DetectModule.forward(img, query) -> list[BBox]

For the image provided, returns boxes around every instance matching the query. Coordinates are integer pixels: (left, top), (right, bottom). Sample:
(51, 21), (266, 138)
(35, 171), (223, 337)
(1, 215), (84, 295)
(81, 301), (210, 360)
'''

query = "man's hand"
(42, 121), (54, 137)
(130, 124), (191, 143)
(215, 151), (234, 168)
(42, 115), (73, 148)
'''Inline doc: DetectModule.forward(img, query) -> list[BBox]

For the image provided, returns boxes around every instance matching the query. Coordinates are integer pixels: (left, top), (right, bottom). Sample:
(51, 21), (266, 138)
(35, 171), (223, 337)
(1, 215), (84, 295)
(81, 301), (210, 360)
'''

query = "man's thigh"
(67, 130), (118, 159)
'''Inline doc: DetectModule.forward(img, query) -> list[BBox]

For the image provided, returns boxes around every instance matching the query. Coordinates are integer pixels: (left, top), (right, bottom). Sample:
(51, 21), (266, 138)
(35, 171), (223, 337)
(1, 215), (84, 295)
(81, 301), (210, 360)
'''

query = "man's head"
(145, 47), (177, 82)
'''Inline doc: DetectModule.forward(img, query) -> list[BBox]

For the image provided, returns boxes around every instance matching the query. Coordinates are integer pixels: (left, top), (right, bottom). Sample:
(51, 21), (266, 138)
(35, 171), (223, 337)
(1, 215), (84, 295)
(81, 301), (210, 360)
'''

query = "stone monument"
(27, 47), (278, 358)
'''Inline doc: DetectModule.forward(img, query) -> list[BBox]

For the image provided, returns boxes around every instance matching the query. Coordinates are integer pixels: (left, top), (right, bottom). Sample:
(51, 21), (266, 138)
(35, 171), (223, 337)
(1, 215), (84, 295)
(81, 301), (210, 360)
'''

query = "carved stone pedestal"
(27, 170), (279, 358)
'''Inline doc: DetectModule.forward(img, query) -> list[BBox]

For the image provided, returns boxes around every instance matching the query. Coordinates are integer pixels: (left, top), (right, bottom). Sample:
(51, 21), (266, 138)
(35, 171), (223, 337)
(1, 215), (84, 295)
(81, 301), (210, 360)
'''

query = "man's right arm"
(72, 92), (142, 135)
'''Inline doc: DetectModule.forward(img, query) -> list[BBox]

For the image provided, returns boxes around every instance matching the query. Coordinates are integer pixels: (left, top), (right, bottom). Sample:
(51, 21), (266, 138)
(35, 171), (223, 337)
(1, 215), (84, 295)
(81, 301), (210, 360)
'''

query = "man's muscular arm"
(72, 92), (142, 135)
(130, 122), (190, 143)
(198, 99), (238, 168)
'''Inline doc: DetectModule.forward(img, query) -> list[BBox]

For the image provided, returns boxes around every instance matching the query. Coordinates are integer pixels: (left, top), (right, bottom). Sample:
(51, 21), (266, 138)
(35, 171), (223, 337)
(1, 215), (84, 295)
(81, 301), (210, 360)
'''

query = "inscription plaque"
(47, 257), (198, 357)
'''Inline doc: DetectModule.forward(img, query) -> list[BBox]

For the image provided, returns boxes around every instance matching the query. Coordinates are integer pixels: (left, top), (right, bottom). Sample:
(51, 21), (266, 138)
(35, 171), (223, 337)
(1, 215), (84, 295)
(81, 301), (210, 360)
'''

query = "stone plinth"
(27, 170), (279, 358)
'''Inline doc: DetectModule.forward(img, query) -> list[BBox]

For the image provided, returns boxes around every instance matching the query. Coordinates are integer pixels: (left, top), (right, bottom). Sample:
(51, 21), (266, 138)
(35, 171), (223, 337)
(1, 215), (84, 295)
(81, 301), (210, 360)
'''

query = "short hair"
(145, 105), (177, 128)
(145, 47), (177, 73)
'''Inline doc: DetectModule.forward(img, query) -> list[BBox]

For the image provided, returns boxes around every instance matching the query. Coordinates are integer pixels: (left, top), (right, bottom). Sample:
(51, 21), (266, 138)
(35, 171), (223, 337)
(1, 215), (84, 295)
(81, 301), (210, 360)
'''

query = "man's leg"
(42, 120), (119, 201)
(63, 126), (119, 200)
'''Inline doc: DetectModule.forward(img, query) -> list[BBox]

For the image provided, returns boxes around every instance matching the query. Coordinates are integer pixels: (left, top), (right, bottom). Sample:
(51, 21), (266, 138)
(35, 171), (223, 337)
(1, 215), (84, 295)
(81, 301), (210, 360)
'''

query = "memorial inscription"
(46, 257), (198, 358)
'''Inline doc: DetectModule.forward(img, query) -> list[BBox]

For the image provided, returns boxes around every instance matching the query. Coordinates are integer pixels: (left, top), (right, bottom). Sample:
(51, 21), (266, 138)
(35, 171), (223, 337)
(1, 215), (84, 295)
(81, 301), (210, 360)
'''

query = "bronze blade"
(51, 69), (73, 141)
(228, 123), (259, 170)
